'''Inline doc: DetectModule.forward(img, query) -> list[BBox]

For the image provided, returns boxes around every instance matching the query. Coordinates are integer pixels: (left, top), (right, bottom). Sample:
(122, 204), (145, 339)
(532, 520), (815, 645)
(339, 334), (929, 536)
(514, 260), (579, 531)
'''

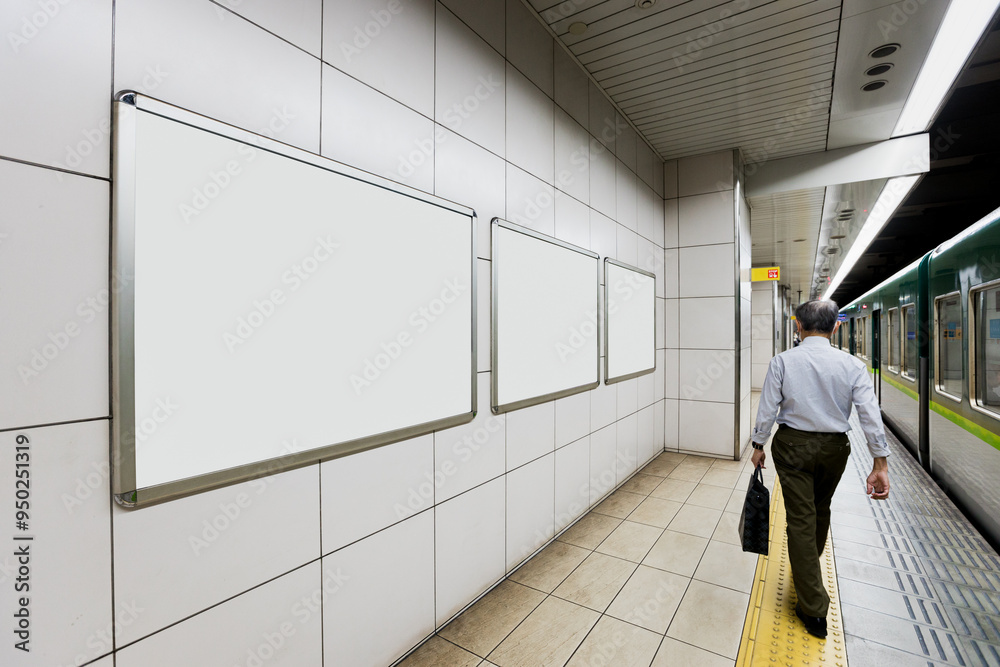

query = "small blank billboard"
(605, 259), (656, 383)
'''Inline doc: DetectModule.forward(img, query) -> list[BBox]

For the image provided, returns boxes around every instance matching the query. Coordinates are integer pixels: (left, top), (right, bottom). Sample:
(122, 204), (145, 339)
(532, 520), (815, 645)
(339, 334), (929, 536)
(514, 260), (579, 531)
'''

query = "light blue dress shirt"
(752, 335), (890, 458)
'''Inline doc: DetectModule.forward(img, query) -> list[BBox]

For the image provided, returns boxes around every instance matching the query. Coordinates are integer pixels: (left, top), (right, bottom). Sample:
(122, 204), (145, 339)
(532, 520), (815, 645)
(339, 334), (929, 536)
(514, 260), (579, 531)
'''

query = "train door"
(872, 309), (882, 402)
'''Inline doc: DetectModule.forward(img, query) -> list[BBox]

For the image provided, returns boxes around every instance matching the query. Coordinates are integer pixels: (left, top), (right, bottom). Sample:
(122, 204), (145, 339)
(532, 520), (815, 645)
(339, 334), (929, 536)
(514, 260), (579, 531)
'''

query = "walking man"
(751, 300), (890, 639)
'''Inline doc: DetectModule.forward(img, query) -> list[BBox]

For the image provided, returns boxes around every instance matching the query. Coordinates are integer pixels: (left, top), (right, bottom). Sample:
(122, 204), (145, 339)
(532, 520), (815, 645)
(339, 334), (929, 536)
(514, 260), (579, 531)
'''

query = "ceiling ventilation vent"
(869, 44), (900, 58)
(862, 80), (887, 92)
(635, 0), (656, 8)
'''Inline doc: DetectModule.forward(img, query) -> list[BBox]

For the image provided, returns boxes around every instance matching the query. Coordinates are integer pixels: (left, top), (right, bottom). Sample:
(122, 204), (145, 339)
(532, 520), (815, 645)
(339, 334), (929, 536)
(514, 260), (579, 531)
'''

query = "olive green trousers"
(771, 425), (851, 618)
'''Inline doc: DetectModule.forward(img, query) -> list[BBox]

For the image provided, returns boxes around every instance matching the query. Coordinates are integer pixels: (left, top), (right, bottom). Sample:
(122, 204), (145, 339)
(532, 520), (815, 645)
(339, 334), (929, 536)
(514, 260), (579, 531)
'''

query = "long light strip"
(822, 175), (920, 300)
(893, 0), (1000, 136)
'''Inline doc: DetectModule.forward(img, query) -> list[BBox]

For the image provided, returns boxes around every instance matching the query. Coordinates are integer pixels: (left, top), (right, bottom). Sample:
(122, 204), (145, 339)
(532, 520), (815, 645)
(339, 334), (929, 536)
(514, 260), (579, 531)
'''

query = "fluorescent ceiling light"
(893, 0), (1000, 136)
(823, 175), (920, 300)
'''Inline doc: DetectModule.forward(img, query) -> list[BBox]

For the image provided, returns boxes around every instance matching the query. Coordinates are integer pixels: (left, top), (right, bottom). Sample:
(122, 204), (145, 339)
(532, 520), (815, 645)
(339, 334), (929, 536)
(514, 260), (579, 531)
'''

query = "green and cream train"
(839, 206), (1000, 548)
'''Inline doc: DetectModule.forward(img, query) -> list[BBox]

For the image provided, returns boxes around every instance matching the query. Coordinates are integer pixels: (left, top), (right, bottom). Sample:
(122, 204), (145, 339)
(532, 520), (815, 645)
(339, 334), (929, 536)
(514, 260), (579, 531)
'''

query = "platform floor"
(397, 396), (1000, 667)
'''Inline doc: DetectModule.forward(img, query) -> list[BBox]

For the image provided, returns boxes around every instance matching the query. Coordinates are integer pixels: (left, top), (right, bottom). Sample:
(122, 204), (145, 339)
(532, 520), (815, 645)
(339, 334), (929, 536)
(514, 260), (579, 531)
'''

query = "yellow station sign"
(751, 266), (780, 282)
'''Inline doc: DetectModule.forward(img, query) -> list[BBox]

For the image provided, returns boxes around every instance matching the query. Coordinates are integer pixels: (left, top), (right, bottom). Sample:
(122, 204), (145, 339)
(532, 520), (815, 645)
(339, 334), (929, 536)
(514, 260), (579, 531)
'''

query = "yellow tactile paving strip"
(736, 480), (849, 667)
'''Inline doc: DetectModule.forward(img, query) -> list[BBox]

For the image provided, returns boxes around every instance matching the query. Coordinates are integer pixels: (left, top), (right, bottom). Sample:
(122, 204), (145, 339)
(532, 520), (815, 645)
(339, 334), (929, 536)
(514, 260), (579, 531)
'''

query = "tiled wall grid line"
(0, 0), (751, 665)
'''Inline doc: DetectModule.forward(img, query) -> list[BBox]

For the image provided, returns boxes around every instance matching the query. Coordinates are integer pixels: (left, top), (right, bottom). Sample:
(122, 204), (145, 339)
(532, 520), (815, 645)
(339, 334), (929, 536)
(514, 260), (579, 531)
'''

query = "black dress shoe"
(795, 604), (827, 639)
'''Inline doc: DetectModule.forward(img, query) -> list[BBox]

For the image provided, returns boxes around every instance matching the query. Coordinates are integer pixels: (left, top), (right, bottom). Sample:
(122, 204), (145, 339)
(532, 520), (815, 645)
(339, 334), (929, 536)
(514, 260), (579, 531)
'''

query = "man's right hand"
(867, 457), (890, 500)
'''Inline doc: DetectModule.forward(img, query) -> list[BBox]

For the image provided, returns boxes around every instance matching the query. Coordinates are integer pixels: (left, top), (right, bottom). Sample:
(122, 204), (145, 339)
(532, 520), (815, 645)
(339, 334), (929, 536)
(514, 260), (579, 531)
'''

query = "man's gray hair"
(796, 299), (840, 334)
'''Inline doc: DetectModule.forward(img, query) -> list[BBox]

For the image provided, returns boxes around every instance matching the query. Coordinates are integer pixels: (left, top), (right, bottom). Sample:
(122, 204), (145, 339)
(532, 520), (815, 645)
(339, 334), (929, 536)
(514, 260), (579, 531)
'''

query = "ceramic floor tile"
(553, 552), (638, 612)
(488, 596), (599, 667)
(509, 540), (590, 593)
(844, 636), (937, 667)
(700, 469), (742, 488)
(399, 636), (482, 667)
(841, 603), (934, 656)
(594, 490), (647, 519)
(637, 459), (677, 477)
(619, 473), (663, 496)
(649, 478), (696, 503)
(565, 615), (662, 667)
(666, 580), (749, 659)
(651, 637), (733, 667)
(686, 483), (731, 511)
(596, 520), (663, 563)
(692, 541), (759, 593)
(667, 505), (722, 539)
(626, 497), (682, 529)
(642, 530), (709, 578)
(724, 489), (745, 514)
(710, 512), (743, 547)
(439, 580), (546, 657)
(709, 458), (744, 472)
(558, 513), (623, 550)
(667, 465), (707, 483)
(606, 565), (689, 634)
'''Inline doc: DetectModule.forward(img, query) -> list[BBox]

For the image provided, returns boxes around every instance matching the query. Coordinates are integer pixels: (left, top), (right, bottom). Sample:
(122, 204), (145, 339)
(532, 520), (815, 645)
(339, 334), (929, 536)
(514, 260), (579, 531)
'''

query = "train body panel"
(839, 206), (1000, 550)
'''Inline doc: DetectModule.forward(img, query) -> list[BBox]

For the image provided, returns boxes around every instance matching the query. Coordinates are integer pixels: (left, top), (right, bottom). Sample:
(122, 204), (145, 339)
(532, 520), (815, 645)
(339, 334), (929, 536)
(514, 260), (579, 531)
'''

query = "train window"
(858, 317), (867, 358)
(935, 293), (963, 401)
(901, 304), (917, 381)
(887, 308), (899, 372)
(972, 283), (1000, 417)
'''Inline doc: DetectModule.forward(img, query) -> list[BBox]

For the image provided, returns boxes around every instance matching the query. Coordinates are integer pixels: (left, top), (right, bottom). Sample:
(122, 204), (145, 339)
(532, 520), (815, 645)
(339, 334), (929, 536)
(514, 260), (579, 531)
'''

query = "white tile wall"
(589, 83), (617, 153)
(663, 160), (678, 199)
(616, 160), (638, 232)
(590, 424), (618, 503)
(434, 373), (506, 503)
(322, 0), (435, 116)
(679, 400), (735, 458)
(506, 64), (555, 183)
(506, 453), (555, 569)
(554, 191), (591, 250)
(435, 478), (506, 625)
(506, 0), (553, 95)
(118, 563), (323, 667)
(0, 422), (112, 667)
(554, 45), (589, 127)
(506, 400), (556, 470)
(440, 0), (504, 54)
(434, 7), (506, 156)
(679, 298), (736, 350)
(218, 0), (322, 56)
(321, 434), (434, 553)
(555, 435), (591, 530)
(324, 512), (435, 666)
(115, 0), (321, 154)
(590, 139), (617, 218)
(507, 163), (555, 235)
(679, 350), (737, 403)
(616, 412), (638, 483)
(678, 150), (734, 197)
(679, 244), (735, 298)
(434, 128), (506, 259)
(1, 0), (113, 177)
(321, 64), (435, 191)
(556, 390), (592, 448)
(113, 465), (320, 645)
(0, 161), (109, 430)
(677, 191), (735, 247)
(1, 0), (718, 660)
(555, 107), (591, 205)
